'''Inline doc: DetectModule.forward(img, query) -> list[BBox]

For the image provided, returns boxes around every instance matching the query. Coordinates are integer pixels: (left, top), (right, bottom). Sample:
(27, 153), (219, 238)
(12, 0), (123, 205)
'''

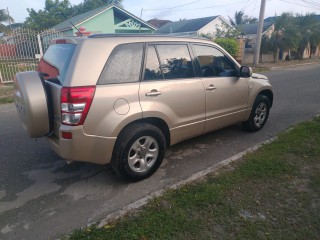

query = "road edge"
(95, 136), (278, 228)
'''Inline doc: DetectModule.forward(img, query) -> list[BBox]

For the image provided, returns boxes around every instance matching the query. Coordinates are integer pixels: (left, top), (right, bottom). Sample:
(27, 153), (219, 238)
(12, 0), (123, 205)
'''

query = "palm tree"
(228, 11), (257, 26)
(264, 13), (300, 63)
(296, 14), (320, 59)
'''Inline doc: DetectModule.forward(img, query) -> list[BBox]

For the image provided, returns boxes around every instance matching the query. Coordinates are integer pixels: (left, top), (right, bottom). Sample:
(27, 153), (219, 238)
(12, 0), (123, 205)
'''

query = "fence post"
(37, 33), (43, 60)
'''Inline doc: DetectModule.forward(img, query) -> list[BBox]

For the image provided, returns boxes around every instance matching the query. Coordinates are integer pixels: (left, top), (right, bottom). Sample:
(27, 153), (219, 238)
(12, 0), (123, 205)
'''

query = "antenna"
(69, 21), (82, 37)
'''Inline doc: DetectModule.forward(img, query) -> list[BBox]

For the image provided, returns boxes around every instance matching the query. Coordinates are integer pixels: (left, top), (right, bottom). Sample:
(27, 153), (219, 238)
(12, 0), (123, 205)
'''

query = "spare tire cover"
(14, 71), (50, 138)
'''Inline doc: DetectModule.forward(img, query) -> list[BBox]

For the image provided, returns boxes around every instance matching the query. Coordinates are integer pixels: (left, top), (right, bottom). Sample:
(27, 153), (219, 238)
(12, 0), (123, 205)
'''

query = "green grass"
(0, 60), (37, 83)
(0, 84), (14, 104)
(67, 117), (320, 239)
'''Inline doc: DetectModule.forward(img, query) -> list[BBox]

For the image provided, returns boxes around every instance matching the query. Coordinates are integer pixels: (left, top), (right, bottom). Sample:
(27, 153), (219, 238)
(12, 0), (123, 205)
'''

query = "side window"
(193, 45), (237, 77)
(144, 45), (163, 81)
(98, 43), (143, 84)
(156, 44), (194, 80)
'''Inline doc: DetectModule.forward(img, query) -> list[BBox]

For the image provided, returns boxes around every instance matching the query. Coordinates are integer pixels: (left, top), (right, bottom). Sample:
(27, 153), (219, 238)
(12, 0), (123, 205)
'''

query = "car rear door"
(139, 43), (205, 145)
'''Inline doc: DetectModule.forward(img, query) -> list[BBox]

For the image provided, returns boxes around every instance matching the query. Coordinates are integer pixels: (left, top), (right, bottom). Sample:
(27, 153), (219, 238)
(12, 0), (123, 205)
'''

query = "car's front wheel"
(111, 123), (166, 181)
(243, 94), (270, 132)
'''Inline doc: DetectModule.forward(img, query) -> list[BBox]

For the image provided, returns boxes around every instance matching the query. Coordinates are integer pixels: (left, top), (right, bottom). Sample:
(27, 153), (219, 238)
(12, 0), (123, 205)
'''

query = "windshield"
(37, 43), (76, 84)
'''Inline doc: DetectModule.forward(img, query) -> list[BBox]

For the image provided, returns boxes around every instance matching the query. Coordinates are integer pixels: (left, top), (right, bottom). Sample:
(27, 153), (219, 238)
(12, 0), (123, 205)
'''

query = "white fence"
(0, 28), (63, 83)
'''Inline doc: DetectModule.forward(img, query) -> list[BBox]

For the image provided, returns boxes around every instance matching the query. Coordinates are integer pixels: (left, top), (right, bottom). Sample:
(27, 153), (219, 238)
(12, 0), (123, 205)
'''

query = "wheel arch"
(115, 117), (171, 148)
(259, 89), (273, 108)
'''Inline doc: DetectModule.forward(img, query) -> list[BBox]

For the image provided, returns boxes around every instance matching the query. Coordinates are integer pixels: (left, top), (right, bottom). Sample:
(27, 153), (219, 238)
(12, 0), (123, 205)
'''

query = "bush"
(214, 38), (238, 56)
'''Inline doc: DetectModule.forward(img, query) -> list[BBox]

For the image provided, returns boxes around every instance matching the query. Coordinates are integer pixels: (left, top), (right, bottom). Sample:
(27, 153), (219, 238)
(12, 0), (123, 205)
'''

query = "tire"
(111, 123), (166, 181)
(243, 94), (270, 132)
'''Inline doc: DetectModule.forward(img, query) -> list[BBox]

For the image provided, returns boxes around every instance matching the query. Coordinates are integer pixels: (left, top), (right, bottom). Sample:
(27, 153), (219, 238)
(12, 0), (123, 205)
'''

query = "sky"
(1, 0), (320, 24)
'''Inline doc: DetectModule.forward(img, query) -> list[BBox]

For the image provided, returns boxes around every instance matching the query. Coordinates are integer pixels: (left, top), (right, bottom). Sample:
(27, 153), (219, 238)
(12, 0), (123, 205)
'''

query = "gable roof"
(147, 19), (172, 29)
(157, 16), (219, 34)
(53, 4), (156, 32)
(241, 22), (274, 35)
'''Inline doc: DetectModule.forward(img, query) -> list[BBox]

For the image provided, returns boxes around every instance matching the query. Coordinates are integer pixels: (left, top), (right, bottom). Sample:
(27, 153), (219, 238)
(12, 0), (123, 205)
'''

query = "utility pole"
(253, 0), (267, 66)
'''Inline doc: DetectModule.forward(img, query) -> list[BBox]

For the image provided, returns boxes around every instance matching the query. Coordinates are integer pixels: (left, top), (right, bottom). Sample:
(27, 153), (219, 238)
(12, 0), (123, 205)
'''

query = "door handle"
(146, 89), (162, 97)
(206, 84), (217, 91)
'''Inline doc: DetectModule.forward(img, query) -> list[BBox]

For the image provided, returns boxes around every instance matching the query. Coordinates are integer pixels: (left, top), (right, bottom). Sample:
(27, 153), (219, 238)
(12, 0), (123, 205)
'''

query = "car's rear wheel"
(243, 94), (270, 132)
(111, 123), (166, 181)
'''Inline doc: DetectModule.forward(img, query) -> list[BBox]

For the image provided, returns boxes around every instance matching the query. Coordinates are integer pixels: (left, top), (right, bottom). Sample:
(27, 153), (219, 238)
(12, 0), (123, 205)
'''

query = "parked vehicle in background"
(14, 34), (273, 181)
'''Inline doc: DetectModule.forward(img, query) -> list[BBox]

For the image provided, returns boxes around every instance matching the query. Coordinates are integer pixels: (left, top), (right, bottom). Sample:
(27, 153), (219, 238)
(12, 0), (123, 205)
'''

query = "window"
(144, 45), (163, 81)
(193, 45), (237, 77)
(98, 43), (143, 84)
(156, 44), (194, 80)
(38, 43), (76, 84)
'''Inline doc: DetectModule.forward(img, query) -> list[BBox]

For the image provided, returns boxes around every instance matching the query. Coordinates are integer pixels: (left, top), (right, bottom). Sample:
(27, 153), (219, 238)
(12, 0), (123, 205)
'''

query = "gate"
(0, 28), (63, 83)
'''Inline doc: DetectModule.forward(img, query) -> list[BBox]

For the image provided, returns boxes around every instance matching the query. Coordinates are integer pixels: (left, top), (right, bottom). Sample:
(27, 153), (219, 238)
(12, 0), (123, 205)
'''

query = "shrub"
(214, 38), (238, 56)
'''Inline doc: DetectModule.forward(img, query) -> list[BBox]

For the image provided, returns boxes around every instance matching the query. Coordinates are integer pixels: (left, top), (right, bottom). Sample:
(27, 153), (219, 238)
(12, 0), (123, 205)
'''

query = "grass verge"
(0, 84), (14, 104)
(67, 117), (320, 240)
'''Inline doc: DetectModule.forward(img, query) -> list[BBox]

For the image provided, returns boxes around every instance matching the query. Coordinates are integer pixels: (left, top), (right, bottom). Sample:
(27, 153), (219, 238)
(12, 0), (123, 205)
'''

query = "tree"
(228, 10), (257, 26)
(295, 14), (320, 59)
(0, 9), (14, 33)
(73, 0), (123, 16)
(24, 0), (123, 31)
(263, 13), (300, 63)
(25, 0), (74, 31)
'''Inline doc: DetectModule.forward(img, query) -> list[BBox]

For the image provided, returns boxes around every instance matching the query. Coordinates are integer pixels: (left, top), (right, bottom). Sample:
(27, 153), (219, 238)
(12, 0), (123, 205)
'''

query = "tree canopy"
(24, 0), (123, 31)
(0, 9), (14, 32)
(228, 11), (257, 26)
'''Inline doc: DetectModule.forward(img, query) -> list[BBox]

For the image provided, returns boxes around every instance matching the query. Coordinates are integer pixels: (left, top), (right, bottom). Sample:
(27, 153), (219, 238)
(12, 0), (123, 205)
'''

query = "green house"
(53, 4), (156, 36)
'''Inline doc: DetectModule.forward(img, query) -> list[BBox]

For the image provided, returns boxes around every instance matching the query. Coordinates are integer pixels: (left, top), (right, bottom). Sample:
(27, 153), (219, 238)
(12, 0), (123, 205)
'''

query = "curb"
(95, 136), (278, 228)
(270, 62), (319, 70)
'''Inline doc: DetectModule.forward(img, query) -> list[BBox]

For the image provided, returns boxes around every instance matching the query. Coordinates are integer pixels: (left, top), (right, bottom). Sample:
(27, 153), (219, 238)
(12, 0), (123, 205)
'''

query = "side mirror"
(239, 66), (252, 78)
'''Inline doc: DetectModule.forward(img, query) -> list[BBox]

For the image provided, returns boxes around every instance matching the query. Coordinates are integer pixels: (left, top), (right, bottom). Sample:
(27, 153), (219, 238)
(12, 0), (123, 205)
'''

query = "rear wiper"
(46, 78), (61, 85)
(39, 72), (49, 78)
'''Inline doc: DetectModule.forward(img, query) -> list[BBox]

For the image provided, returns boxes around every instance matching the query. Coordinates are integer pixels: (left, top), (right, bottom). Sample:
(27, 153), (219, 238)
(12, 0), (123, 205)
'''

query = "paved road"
(0, 64), (319, 240)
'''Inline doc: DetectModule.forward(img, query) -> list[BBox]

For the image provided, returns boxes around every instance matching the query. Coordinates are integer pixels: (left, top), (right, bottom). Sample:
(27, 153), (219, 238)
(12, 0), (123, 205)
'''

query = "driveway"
(0, 64), (319, 240)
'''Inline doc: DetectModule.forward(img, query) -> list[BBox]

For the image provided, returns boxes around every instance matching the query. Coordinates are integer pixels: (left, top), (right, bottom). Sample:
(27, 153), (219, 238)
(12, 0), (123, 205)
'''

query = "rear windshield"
(37, 44), (76, 84)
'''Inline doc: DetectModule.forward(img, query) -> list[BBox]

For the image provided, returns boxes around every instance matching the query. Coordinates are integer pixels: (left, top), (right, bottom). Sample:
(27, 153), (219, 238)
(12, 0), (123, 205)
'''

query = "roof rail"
(88, 33), (209, 40)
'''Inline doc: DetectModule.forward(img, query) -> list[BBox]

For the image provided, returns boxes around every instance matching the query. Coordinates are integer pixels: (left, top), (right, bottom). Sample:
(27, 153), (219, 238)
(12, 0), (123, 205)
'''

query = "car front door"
(139, 43), (205, 145)
(192, 44), (249, 133)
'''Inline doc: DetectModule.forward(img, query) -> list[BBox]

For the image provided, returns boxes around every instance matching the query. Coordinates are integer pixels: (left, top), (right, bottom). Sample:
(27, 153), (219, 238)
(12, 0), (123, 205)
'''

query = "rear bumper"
(47, 125), (116, 164)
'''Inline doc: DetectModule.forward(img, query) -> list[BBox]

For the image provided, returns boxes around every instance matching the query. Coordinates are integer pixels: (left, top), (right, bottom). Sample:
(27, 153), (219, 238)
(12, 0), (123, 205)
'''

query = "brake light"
(61, 86), (96, 126)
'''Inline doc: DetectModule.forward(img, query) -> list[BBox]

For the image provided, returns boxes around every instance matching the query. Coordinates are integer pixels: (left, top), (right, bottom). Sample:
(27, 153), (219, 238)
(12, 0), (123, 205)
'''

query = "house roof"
(157, 16), (219, 34)
(147, 19), (172, 29)
(53, 4), (156, 31)
(241, 22), (274, 35)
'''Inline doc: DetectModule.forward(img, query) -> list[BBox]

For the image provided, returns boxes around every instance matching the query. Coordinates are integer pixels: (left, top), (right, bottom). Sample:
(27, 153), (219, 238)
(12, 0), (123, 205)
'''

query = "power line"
(143, 0), (201, 11)
(279, 0), (320, 10)
(143, 0), (249, 12)
(298, 0), (320, 9)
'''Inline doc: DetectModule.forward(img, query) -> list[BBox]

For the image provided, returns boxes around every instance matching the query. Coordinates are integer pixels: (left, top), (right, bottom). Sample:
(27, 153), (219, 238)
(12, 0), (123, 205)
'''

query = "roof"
(147, 19), (172, 29)
(53, 4), (156, 31)
(157, 16), (219, 34)
(54, 5), (112, 31)
(241, 22), (274, 35)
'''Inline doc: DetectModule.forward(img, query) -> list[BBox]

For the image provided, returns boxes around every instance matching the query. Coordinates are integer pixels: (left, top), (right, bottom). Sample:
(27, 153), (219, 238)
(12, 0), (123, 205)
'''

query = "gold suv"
(14, 35), (273, 181)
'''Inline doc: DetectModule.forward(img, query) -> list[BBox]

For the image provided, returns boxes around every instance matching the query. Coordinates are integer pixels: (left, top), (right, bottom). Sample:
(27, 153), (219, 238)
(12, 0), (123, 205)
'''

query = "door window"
(144, 45), (163, 81)
(98, 43), (143, 84)
(146, 44), (194, 80)
(193, 45), (237, 77)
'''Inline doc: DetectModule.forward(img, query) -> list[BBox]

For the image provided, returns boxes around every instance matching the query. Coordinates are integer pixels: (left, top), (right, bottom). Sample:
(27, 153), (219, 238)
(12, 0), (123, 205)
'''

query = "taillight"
(61, 86), (96, 126)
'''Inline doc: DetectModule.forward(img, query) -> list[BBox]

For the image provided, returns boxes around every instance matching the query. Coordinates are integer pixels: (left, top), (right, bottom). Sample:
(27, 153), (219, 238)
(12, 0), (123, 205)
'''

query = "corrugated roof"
(157, 16), (218, 34)
(147, 19), (172, 29)
(241, 22), (274, 35)
(53, 5), (112, 31)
